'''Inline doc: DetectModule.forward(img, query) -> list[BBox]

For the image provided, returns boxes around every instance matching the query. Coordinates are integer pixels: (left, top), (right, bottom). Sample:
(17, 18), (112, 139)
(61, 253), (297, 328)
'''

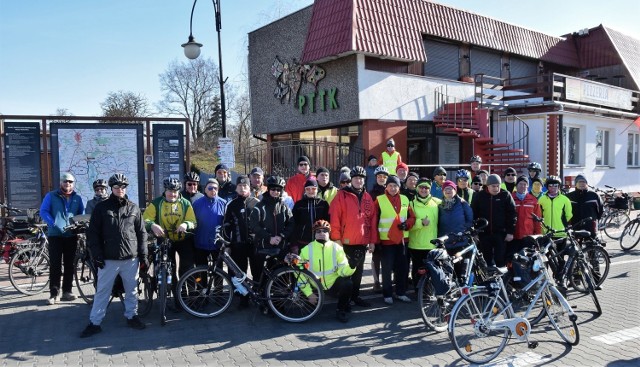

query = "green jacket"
(143, 195), (196, 242)
(408, 195), (441, 250)
(538, 194), (573, 237)
(299, 240), (355, 294)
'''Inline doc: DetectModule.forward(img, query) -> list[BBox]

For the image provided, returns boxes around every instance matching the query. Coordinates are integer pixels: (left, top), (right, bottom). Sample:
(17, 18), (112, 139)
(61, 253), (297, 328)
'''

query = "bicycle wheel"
(543, 287), (580, 345)
(570, 260), (602, 315)
(265, 267), (324, 323)
(74, 255), (97, 304)
(620, 220), (640, 251)
(137, 270), (154, 317)
(418, 275), (455, 332)
(508, 282), (546, 327)
(569, 246), (609, 291)
(177, 266), (233, 318)
(9, 247), (50, 295)
(603, 211), (630, 240)
(158, 264), (168, 326)
(448, 291), (510, 364)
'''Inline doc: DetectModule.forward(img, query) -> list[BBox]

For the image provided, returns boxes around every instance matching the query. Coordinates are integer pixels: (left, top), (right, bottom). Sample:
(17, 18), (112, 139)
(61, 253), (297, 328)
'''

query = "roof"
(604, 26), (640, 89)
(301, 0), (579, 66)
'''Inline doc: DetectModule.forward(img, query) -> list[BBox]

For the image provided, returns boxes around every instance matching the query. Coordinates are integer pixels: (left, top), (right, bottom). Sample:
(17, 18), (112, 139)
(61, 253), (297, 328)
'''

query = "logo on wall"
(271, 55), (325, 105)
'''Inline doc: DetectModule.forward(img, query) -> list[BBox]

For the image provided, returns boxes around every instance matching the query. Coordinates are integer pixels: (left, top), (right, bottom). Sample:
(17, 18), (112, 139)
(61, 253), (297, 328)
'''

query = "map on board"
(55, 126), (143, 206)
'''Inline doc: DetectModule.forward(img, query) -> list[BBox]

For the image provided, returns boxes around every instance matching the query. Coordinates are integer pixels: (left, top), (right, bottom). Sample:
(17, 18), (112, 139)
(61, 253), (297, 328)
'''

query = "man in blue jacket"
(192, 178), (227, 266)
(40, 172), (85, 305)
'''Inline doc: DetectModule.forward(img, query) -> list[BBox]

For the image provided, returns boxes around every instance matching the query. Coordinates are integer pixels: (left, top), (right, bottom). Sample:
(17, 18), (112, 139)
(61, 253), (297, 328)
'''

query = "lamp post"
(182, 0), (227, 138)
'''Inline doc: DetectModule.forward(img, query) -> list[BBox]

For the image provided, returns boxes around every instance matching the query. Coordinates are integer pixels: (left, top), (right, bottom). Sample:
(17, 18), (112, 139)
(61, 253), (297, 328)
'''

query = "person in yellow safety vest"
(299, 220), (357, 323)
(408, 178), (441, 290)
(372, 175), (416, 305)
(379, 138), (402, 176)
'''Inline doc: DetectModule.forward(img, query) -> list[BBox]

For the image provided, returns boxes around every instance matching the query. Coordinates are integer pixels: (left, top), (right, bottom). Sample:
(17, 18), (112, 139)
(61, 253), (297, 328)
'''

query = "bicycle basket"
(612, 194), (629, 209)
(6, 218), (31, 235)
(510, 248), (536, 288)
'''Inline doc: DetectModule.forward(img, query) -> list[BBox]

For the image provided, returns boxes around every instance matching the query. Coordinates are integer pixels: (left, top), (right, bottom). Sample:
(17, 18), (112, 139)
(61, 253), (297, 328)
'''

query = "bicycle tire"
(569, 246), (609, 291)
(137, 270), (154, 317)
(418, 274), (455, 332)
(448, 291), (510, 364)
(603, 211), (630, 240)
(580, 262), (602, 315)
(543, 287), (580, 345)
(619, 220), (640, 251)
(9, 247), (50, 295)
(507, 282), (546, 327)
(74, 255), (97, 304)
(265, 267), (324, 323)
(176, 266), (233, 318)
(158, 265), (168, 326)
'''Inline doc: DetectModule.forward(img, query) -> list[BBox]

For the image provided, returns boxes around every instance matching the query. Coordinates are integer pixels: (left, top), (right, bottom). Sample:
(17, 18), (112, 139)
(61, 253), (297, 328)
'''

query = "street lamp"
(182, 0), (227, 138)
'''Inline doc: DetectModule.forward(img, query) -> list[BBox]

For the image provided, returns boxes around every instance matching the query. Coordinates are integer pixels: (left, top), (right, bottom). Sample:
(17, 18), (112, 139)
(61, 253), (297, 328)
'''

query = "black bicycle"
(619, 212), (640, 251)
(149, 234), (176, 326)
(176, 230), (324, 323)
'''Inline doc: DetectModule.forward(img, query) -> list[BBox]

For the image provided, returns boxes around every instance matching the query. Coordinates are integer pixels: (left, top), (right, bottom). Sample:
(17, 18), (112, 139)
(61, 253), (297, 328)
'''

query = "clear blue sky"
(1, 0), (638, 120)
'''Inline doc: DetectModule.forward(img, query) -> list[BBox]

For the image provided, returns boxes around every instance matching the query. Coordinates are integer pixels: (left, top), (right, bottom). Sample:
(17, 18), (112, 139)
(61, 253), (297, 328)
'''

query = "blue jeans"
(381, 244), (408, 298)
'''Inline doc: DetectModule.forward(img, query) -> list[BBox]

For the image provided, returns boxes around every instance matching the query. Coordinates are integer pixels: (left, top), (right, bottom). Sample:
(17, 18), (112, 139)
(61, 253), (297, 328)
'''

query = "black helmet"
(470, 155), (482, 164)
(527, 162), (541, 172)
(93, 179), (108, 189)
(108, 173), (129, 187)
(350, 166), (366, 178)
(184, 171), (200, 182)
(265, 175), (285, 189)
(163, 177), (182, 191)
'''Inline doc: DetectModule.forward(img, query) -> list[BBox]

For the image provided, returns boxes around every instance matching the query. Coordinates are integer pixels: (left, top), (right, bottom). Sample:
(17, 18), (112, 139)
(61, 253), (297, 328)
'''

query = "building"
(247, 0), (640, 192)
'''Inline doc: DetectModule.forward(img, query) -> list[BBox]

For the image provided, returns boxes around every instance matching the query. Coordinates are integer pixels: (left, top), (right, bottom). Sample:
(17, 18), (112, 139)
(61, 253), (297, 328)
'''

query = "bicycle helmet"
(426, 248), (449, 262)
(163, 177), (182, 191)
(312, 219), (332, 232)
(455, 169), (470, 180)
(527, 162), (541, 172)
(350, 166), (367, 178)
(374, 165), (389, 176)
(470, 155), (482, 164)
(184, 171), (200, 182)
(92, 179), (108, 189)
(108, 173), (129, 187)
(545, 175), (561, 187)
(265, 175), (285, 189)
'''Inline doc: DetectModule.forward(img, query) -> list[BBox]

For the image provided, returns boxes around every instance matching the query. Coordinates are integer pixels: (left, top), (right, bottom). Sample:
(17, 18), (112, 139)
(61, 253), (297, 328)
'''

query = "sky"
(1, 0), (639, 121)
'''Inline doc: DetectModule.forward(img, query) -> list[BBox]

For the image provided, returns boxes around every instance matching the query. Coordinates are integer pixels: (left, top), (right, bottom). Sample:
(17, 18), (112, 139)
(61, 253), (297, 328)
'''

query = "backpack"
(424, 248), (455, 296)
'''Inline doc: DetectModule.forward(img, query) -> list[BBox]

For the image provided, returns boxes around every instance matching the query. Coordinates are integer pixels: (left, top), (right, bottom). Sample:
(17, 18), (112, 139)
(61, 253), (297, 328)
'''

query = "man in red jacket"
(286, 156), (314, 203)
(510, 175), (542, 259)
(329, 166), (377, 307)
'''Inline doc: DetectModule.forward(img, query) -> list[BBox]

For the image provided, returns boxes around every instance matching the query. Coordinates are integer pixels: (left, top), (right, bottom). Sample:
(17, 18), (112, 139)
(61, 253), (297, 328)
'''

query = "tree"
(50, 108), (73, 123)
(228, 91), (254, 162)
(157, 58), (226, 152)
(100, 90), (150, 122)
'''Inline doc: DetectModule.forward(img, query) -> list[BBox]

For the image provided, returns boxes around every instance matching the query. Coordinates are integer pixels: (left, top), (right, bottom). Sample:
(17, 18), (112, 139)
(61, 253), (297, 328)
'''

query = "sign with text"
(153, 124), (184, 197)
(4, 122), (42, 209)
(217, 137), (235, 168)
(565, 77), (633, 110)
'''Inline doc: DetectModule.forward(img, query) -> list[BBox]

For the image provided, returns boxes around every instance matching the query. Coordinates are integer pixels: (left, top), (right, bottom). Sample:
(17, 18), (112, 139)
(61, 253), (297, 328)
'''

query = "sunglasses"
(63, 180), (74, 184)
(206, 186), (218, 191)
(315, 229), (329, 233)
(436, 173), (446, 177)
(505, 174), (517, 177)
(112, 184), (128, 190)
(269, 188), (283, 192)
(186, 182), (198, 187)
(472, 182), (482, 186)
(548, 184), (559, 187)
(418, 186), (430, 190)
(298, 163), (309, 166)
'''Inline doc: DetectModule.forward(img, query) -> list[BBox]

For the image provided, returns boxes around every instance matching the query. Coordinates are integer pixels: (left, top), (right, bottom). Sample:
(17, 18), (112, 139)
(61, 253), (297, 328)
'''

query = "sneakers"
(60, 292), (77, 301)
(47, 296), (58, 305)
(351, 297), (371, 307)
(384, 297), (393, 305)
(80, 323), (102, 338)
(395, 295), (412, 303)
(373, 283), (382, 293)
(336, 310), (350, 323)
(127, 315), (146, 330)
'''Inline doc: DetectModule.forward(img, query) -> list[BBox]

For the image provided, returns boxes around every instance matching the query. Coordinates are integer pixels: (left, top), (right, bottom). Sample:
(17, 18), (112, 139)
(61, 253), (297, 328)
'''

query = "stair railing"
(492, 112), (530, 161)
(434, 85), (477, 131)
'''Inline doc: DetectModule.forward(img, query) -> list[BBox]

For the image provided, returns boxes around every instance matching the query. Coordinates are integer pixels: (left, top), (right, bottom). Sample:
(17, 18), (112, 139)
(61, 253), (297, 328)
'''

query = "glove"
(139, 256), (150, 271)
(93, 257), (105, 269)
(397, 222), (408, 231)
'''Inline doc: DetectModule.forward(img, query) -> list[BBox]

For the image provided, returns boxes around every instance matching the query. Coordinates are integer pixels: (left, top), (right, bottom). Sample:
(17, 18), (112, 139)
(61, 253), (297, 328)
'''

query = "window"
(628, 133), (640, 166)
(595, 129), (611, 166)
(563, 126), (581, 165)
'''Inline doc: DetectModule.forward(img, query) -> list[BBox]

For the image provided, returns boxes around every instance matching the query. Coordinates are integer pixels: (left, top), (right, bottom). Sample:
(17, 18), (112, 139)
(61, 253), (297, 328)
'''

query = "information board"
(4, 122), (42, 209)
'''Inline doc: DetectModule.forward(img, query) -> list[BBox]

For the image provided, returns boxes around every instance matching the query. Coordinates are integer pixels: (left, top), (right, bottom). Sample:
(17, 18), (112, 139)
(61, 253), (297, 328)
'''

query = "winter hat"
(386, 175), (401, 187)
(516, 175), (529, 185)
(407, 171), (419, 179)
(236, 175), (250, 185)
(339, 172), (351, 183)
(486, 174), (502, 186)
(215, 163), (229, 173)
(387, 138), (395, 147)
(368, 154), (378, 162)
(442, 180), (457, 191)
(477, 169), (489, 176)
(531, 177), (544, 186)
(574, 174), (588, 184)
(504, 167), (517, 176)
(396, 162), (409, 172)
(304, 178), (318, 188)
(417, 178), (431, 188)
(316, 166), (329, 176)
(297, 156), (311, 165)
(471, 176), (482, 184)
(433, 166), (446, 177)
(250, 167), (264, 176)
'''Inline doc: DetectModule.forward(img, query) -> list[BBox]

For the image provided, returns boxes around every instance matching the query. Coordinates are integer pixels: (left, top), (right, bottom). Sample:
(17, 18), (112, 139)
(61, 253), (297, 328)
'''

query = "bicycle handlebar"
(531, 213), (592, 236)
(430, 218), (488, 247)
(1, 203), (25, 214)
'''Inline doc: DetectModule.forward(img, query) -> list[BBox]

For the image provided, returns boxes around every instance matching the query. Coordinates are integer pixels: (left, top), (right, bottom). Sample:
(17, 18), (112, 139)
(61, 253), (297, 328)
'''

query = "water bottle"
(232, 276), (249, 295)
(166, 274), (172, 285)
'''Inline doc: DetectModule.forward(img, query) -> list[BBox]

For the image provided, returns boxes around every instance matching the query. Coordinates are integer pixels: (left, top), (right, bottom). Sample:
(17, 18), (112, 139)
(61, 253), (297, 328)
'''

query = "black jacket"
(223, 195), (260, 245)
(88, 194), (148, 261)
(566, 188), (603, 234)
(470, 189), (517, 235)
(249, 195), (294, 246)
(290, 196), (330, 245)
(218, 180), (237, 202)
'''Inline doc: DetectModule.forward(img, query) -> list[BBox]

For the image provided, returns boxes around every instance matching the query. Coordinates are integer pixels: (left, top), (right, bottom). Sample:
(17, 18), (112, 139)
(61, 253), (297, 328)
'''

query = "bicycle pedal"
(528, 341), (538, 349)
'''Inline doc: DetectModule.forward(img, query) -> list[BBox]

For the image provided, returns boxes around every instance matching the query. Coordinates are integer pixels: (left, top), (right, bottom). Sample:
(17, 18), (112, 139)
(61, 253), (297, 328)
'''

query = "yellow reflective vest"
(377, 194), (409, 240)
(409, 196), (441, 250)
(299, 240), (355, 294)
(381, 151), (400, 175)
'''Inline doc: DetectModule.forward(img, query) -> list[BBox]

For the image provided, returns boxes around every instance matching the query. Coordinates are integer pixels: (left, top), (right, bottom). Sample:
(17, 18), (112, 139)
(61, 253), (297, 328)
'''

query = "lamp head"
(182, 35), (203, 59)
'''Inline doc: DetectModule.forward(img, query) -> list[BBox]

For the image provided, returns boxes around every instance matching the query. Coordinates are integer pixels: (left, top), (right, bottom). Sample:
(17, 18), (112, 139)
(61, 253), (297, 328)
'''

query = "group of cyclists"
(37, 138), (607, 336)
